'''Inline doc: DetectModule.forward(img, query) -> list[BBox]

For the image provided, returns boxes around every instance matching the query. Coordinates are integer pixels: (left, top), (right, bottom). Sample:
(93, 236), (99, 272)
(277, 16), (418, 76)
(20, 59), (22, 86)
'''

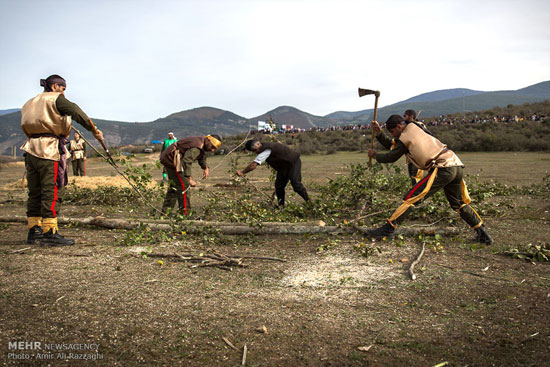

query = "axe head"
(358, 88), (380, 98)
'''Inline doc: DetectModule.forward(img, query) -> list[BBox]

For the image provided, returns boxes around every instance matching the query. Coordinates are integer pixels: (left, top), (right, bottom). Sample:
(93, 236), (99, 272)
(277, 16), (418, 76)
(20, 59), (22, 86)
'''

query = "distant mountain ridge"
(1, 81), (548, 155)
(399, 88), (484, 103)
(329, 81), (550, 122)
(0, 108), (20, 116)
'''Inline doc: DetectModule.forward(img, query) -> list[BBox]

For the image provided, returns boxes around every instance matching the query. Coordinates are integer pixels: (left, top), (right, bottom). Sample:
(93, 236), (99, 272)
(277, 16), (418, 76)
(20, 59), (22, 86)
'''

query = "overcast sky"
(1, 0), (549, 121)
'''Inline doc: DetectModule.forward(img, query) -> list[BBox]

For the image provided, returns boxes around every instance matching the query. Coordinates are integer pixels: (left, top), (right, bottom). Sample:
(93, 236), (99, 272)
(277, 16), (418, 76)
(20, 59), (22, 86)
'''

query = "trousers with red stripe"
(389, 166), (482, 228)
(25, 153), (62, 219)
(162, 167), (191, 215)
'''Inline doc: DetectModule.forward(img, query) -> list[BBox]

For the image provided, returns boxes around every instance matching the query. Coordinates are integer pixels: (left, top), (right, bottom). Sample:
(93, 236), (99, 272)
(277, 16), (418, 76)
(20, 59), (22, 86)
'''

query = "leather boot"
(27, 225), (43, 244)
(475, 225), (493, 245)
(40, 229), (75, 247)
(366, 222), (395, 239)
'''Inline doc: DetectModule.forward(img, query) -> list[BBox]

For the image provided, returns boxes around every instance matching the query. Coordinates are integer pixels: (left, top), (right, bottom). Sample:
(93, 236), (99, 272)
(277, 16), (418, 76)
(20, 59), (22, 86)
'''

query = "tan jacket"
(70, 139), (86, 160)
(399, 123), (463, 169)
(20, 92), (72, 161)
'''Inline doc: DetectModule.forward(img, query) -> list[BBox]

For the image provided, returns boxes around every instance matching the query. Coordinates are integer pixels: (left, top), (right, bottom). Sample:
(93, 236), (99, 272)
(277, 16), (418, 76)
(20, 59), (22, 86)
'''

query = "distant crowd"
(423, 112), (548, 126)
(250, 112), (548, 135)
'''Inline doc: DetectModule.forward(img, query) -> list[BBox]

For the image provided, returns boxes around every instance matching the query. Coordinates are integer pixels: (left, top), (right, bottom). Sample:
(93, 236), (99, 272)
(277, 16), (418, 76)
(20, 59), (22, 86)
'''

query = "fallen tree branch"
(409, 242), (425, 280)
(350, 210), (384, 224)
(435, 264), (516, 282)
(144, 251), (284, 270)
(0, 215), (464, 237)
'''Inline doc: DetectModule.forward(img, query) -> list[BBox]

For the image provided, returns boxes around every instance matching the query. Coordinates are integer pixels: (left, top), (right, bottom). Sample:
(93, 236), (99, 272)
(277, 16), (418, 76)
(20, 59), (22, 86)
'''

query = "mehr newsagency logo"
(7, 341), (103, 361)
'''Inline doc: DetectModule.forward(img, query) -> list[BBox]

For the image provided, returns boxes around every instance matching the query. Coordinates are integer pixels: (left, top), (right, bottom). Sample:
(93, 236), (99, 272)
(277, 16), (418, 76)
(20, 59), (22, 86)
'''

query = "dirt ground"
(1, 152), (549, 366)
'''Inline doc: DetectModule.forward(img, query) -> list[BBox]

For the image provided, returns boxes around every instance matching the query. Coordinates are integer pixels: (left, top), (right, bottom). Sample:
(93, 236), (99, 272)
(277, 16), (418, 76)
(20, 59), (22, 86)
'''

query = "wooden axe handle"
(369, 94), (380, 164)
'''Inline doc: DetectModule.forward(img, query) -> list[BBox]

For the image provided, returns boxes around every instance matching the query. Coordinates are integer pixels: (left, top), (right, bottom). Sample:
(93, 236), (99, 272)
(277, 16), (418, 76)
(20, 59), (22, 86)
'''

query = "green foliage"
(63, 157), (164, 206)
(504, 242), (550, 262)
(195, 161), (522, 229)
(417, 233), (445, 253)
(118, 224), (174, 246)
(353, 242), (382, 258)
(63, 183), (138, 206)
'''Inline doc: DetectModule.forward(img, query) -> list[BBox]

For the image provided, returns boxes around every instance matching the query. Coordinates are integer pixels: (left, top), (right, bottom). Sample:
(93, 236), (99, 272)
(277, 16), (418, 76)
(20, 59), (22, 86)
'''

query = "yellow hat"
(206, 135), (221, 149)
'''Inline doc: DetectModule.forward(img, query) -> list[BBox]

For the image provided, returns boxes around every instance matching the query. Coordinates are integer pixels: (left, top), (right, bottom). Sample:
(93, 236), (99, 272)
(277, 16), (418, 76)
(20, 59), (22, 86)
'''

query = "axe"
(358, 88), (380, 165)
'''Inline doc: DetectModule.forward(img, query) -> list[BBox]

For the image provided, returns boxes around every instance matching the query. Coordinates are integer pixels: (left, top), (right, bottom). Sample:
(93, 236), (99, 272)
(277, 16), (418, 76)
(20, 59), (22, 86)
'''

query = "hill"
(329, 81), (550, 122)
(250, 106), (333, 129)
(0, 108), (20, 116)
(1, 81), (549, 155)
(398, 88), (483, 103)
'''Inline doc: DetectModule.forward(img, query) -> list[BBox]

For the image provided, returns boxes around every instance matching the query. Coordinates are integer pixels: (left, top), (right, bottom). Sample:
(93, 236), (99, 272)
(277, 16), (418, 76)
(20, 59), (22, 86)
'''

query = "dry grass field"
(0, 151), (549, 367)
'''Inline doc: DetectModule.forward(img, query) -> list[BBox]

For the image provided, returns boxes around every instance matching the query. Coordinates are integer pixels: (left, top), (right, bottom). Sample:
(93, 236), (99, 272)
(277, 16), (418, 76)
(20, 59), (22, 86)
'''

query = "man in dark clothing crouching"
(236, 139), (310, 207)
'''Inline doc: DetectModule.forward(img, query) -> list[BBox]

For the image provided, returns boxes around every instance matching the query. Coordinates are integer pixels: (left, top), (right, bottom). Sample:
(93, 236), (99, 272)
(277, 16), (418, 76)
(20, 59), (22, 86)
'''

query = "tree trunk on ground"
(0, 215), (464, 237)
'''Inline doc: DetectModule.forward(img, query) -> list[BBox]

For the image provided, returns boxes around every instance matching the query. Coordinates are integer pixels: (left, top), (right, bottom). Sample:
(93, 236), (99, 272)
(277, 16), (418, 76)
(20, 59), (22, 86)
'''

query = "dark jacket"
(160, 136), (206, 172)
(258, 142), (300, 171)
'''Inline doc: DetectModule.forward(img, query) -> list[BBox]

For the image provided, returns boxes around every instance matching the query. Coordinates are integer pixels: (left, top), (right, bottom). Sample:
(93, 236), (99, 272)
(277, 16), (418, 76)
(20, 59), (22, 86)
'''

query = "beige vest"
(399, 123), (463, 169)
(70, 139), (86, 160)
(20, 92), (72, 161)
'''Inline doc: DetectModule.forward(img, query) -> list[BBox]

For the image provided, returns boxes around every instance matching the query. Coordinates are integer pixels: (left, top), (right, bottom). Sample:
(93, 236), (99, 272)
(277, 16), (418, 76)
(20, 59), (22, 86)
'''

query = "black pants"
(389, 166), (482, 228)
(274, 158), (309, 206)
(72, 159), (85, 176)
(25, 153), (63, 218)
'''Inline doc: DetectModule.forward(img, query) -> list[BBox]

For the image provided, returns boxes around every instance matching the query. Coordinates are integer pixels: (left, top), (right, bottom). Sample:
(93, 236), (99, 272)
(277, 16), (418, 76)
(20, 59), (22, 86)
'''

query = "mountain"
(250, 106), (332, 129)
(0, 107), (250, 155)
(398, 88), (483, 103)
(0, 108), (20, 116)
(149, 107), (249, 139)
(329, 81), (550, 122)
(1, 81), (549, 155)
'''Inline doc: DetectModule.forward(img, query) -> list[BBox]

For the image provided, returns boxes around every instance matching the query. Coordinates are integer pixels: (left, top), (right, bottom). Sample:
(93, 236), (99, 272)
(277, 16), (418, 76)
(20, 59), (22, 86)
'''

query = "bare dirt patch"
(1, 152), (549, 366)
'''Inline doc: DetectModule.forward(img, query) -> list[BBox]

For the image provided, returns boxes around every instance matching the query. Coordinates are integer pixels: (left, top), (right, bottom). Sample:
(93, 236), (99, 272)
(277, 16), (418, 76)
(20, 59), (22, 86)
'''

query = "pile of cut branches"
(144, 251), (286, 271)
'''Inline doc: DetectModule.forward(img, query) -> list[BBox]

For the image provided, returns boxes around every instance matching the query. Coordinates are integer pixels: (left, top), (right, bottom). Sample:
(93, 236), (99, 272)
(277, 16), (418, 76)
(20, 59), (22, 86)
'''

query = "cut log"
(0, 215), (463, 237)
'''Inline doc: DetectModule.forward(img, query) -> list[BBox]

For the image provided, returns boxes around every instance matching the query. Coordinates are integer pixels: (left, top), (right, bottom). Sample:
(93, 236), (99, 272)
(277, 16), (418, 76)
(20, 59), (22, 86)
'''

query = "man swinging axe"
(365, 114), (493, 244)
(21, 74), (104, 246)
(236, 139), (310, 207)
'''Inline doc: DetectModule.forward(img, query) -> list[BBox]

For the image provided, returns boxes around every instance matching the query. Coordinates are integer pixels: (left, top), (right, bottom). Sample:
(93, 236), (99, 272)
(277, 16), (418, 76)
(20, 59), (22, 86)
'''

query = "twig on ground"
(146, 251), (283, 270)
(240, 176), (276, 204)
(409, 242), (425, 280)
(349, 210), (384, 224)
(11, 247), (31, 254)
(242, 344), (248, 366)
(408, 218), (445, 227)
(229, 255), (287, 262)
(222, 337), (238, 351)
(435, 264), (516, 282)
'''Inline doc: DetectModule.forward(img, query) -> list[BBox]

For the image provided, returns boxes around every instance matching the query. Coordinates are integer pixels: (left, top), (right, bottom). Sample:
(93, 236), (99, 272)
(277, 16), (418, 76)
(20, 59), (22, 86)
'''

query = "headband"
(40, 75), (66, 91)
(205, 135), (221, 149)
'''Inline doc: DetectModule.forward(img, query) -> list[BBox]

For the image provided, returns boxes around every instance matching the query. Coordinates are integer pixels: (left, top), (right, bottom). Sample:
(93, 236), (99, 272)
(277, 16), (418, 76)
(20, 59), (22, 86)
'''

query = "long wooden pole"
(369, 94), (380, 165)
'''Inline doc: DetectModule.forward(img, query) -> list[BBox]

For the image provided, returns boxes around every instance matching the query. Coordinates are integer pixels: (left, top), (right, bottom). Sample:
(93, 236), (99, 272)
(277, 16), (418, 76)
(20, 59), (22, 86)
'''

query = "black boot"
(475, 225), (493, 245)
(366, 222), (395, 239)
(40, 229), (75, 247)
(27, 225), (43, 244)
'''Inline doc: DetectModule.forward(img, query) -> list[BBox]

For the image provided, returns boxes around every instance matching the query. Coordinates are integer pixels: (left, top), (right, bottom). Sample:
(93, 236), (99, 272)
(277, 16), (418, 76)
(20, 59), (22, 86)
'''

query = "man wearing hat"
(21, 74), (103, 246)
(366, 114), (493, 244)
(373, 109), (426, 186)
(160, 135), (222, 215)
(236, 139), (310, 207)
(161, 132), (178, 181)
